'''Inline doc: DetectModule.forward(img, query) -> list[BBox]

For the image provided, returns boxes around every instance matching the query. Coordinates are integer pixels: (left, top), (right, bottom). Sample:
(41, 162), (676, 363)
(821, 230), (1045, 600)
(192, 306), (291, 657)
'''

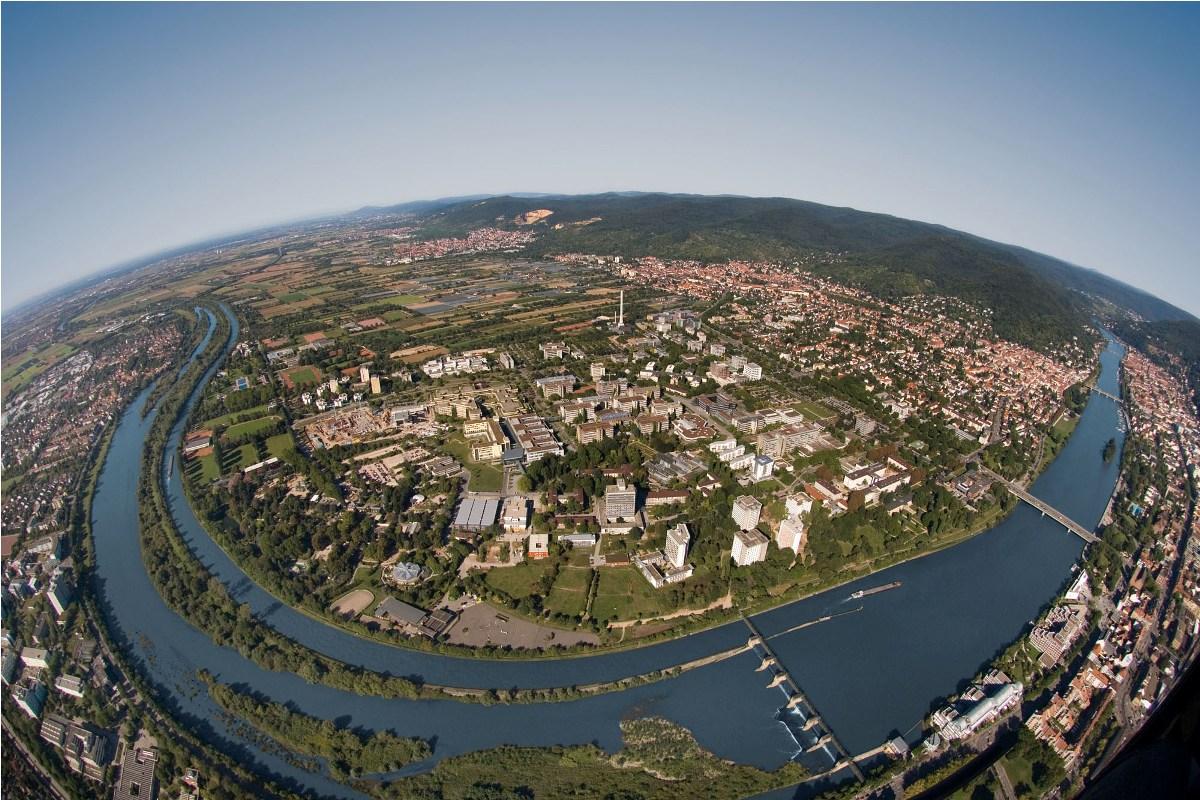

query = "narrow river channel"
(90, 304), (1125, 797)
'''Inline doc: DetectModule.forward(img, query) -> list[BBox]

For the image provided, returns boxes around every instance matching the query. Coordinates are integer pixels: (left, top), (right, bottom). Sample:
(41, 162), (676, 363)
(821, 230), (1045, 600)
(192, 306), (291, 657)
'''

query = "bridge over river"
(978, 466), (1100, 543)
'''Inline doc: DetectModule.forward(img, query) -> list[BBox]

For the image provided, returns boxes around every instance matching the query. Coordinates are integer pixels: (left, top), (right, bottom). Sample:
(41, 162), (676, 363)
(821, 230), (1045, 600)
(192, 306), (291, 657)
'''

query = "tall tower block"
(617, 289), (624, 329)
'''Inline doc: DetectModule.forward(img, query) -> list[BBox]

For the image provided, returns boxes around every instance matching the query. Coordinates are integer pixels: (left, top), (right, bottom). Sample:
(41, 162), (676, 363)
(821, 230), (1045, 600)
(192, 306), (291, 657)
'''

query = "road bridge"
(1091, 387), (1120, 403)
(979, 467), (1099, 543)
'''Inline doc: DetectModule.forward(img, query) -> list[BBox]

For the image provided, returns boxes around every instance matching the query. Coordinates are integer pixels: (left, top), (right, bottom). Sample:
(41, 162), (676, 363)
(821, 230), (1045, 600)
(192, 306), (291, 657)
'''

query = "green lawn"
(545, 565), (593, 617)
(266, 432), (295, 459)
(191, 453), (220, 483)
(795, 400), (834, 421)
(441, 433), (504, 492)
(281, 365), (321, 387)
(591, 566), (671, 621)
(552, 565), (593, 592)
(223, 415), (280, 439)
(998, 753), (1034, 794)
(199, 404), (273, 430)
(485, 560), (553, 599)
(220, 443), (261, 473)
(277, 292), (308, 302)
(349, 294), (425, 314)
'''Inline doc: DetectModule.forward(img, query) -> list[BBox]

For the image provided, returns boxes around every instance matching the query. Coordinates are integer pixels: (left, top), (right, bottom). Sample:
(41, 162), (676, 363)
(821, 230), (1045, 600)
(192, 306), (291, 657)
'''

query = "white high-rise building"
(732, 495), (762, 530)
(742, 362), (763, 381)
(590, 361), (606, 381)
(605, 478), (638, 522)
(776, 516), (807, 555)
(731, 529), (769, 566)
(617, 289), (625, 329)
(665, 523), (691, 569)
(750, 455), (774, 482)
(359, 365), (371, 384)
(785, 494), (814, 519)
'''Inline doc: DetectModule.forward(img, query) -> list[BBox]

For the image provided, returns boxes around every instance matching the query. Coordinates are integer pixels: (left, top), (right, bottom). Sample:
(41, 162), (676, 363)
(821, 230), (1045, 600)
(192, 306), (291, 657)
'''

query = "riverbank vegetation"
(72, 304), (311, 800)
(369, 716), (808, 800)
(202, 674), (431, 778)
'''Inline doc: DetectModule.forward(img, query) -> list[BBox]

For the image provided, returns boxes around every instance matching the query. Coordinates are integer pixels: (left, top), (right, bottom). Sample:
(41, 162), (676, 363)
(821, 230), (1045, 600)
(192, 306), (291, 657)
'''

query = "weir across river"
(742, 616), (865, 781)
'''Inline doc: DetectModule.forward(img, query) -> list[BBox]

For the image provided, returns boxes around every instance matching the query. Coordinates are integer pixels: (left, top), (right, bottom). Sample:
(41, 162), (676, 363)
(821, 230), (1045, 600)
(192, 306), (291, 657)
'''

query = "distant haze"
(3, 4), (1198, 314)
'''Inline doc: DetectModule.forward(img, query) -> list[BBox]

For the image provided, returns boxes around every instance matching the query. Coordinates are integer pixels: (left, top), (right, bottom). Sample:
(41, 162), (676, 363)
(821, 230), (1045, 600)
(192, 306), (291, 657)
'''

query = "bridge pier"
(806, 733), (833, 752)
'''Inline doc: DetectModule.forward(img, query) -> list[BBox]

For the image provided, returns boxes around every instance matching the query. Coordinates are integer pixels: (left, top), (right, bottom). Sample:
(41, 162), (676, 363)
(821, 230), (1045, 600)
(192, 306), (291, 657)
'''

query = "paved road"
(2, 720), (71, 800)
(994, 761), (1018, 800)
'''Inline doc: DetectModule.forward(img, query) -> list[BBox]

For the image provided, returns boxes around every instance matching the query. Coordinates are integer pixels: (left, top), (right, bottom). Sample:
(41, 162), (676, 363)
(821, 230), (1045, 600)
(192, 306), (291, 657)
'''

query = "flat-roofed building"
(527, 533), (550, 560)
(11, 680), (46, 719)
(534, 374), (577, 398)
(645, 489), (690, 507)
(750, 455), (775, 482)
(507, 415), (564, 462)
(376, 597), (428, 628)
(501, 496), (530, 532)
(452, 496), (500, 533)
(732, 495), (762, 531)
(666, 523), (691, 569)
(731, 529), (769, 566)
(576, 420), (616, 444)
(114, 744), (158, 800)
(605, 479), (638, 523)
(40, 713), (111, 782)
(776, 516), (807, 555)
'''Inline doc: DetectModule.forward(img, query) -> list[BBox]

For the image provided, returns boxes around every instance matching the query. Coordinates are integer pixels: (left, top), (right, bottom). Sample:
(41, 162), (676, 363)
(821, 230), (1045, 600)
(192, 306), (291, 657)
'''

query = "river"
(89, 305), (1125, 797)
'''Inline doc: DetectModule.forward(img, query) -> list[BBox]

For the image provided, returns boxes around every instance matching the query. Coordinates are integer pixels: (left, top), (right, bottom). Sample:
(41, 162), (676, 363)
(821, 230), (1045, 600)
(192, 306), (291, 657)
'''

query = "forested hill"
(403, 192), (1193, 353)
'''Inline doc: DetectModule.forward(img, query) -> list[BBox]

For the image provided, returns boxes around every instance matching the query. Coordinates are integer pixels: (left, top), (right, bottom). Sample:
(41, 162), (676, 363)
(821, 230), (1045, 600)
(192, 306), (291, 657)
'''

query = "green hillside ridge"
(416, 193), (1116, 352)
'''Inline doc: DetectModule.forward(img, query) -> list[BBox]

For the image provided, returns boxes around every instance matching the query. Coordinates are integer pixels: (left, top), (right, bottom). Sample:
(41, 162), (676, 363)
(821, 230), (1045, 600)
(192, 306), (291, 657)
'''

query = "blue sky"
(3, 3), (1198, 314)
